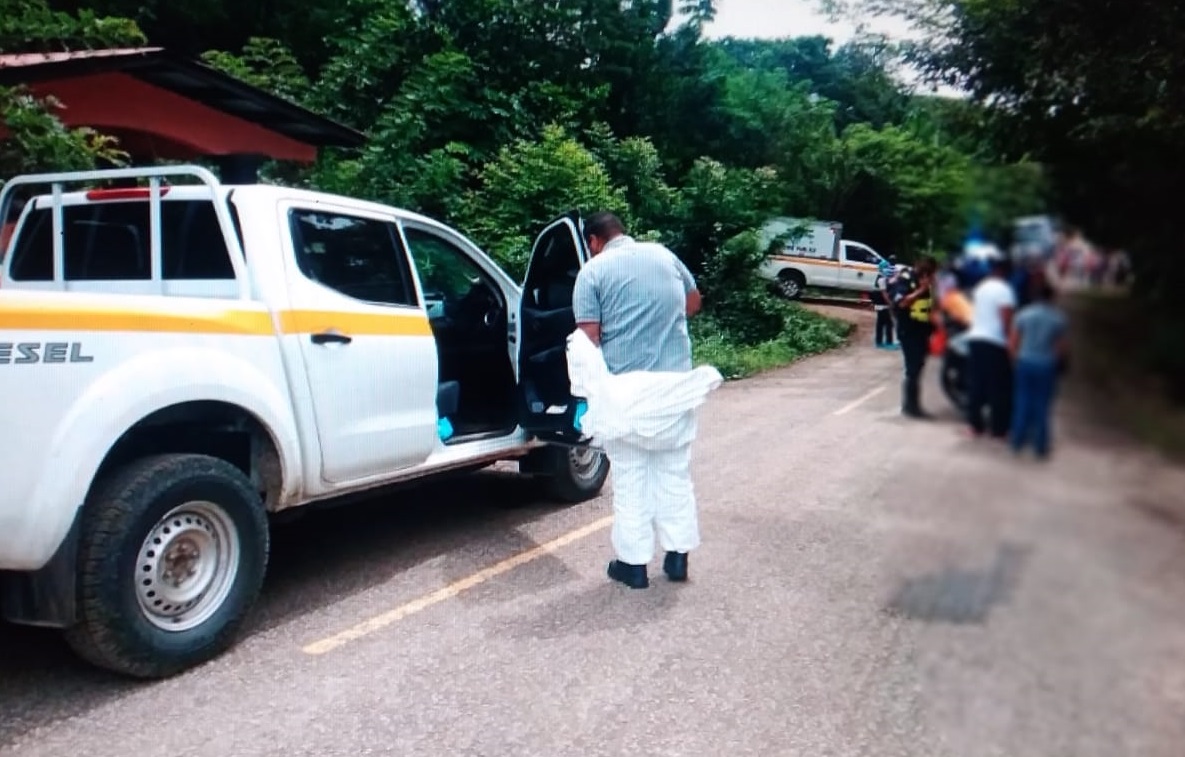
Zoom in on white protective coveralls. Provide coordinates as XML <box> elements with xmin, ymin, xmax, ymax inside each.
<box><xmin>565</xmin><ymin>328</ymin><xmax>724</xmax><ymax>564</ymax></box>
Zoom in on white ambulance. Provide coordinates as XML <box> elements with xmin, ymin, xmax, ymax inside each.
<box><xmin>758</xmin><ymin>217</ymin><xmax>889</xmax><ymax>299</ymax></box>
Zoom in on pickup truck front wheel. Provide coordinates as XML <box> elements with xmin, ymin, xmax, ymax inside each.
<box><xmin>64</xmin><ymin>454</ymin><xmax>269</xmax><ymax>679</ymax></box>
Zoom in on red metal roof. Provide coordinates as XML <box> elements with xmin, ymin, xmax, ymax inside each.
<box><xmin>0</xmin><ymin>48</ymin><xmax>364</xmax><ymax>151</ymax></box>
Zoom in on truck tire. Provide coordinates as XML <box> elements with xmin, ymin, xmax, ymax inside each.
<box><xmin>538</xmin><ymin>445</ymin><xmax>610</xmax><ymax>503</ymax></box>
<box><xmin>775</xmin><ymin>269</ymin><xmax>806</xmax><ymax>300</ymax></box>
<box><xmin>64</xmin><ymin>454</ymin><xmax>269</xmax><ymax>679</ymax></box>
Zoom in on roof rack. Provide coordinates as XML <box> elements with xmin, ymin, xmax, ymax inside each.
<box><xmin>0</xmin><ymin>165</ymin><xmax>250</xmax><ymax>299</ymax></box>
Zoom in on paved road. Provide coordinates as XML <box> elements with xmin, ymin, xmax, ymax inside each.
<box><xmin>4</xmin><ymin>311</ymin><xmax>1185</xmax><ymax>757</ymax></box>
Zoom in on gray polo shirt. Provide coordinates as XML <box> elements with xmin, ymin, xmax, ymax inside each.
<box><xmin>572</xmin><ymin>235</ymin><xmax>696</xmax><ymax>374</ymax></box>
<box><xmin>1013</xmin><ymin>302</ymin><xmax>1068</xmax><ymax>366</ymax></box>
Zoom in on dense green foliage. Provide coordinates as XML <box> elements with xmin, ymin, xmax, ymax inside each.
<box><xmin>2</xmin><ymin>0</ymin><xmax>1048</xmax><ymax>374</ymax></box>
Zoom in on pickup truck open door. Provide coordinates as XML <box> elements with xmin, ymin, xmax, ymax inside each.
<box><xmin>516</xmin><ymin>211</ymin><xmax>591</xmax><ymax>446</ymax></box>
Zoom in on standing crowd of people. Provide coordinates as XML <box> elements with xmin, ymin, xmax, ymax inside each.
<box><xmin>876</xmin><ymin>249</ymin><xmax>1070</xmax><ymax>459</ymax></box>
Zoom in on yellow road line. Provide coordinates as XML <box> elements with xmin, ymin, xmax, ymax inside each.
<box><xmin>832</xmin><ymin>385</ymin><xmax>887</xmax><ymax>416</ymax></box>
<box><xmin>302</xmin><ymin>515</ymin><xmax>615</xmax><ymax>656</ymax></box>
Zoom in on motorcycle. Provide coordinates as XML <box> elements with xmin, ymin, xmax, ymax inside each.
<box><xmin>939</xmin><ymin>319</ymin><xmax>970</xmax><ymax>413</ymax></box>
<box><xmin>932</xmin><ymin>272</ymin><xmax>975</xmax><ymax>414</ymax></box>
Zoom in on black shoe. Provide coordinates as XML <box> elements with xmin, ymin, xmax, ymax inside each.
<box><xmin>607</xmin><ymin>560</ymin><xmax>649</xmax><ymax>589</ymax></box>
<box><xmin>901</xmin><ymin>378</ymin><xmax>932</xmax><ymax>419</ymax></box>
<box><xmin>663</xmin><ymin>551</ymin><xmax>688</xmax><ymax>582</ymax></box>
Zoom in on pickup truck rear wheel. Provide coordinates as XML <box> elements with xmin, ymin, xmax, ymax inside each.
<box><xmin>542</xmin><ymin>445</ymin><xmax>610</xmax><ymax>503</ymax></box>
<box><xmin>64</xmin><ymin>454</ymin><xmax>269</xmax><ymax>679</ymax></box>
<box><xmin>776</xmin><ymin>269</ymin><xmax>806</xmax><ymax>300</ymax></box>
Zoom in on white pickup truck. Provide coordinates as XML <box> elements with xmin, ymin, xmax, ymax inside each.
<box><xmin>757</xmin><ymin>217</ymin><xmax>889</xmax><ymax>299</ymax></box>
<box><xmin>0</xmin><ymin>165</ymin><xmax>609</xmax><ymax>678</ymax></box>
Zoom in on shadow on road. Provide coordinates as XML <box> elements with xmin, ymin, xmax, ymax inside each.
<box><xmin>0</xmin><ymin>467</ymin><xmax>570</xmax><ymax>746</ymax></box>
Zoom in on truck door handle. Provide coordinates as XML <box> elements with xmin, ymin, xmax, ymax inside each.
<box><xmin>310</xmin><ymin>331</ymin><xmax>352</xmax><ymax>345</ymax></box>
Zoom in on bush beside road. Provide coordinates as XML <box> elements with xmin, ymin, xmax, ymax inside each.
<box><xmin>692</xmin><ymin>303</ymin><xmax>855</xmax><ymax>380</ymax></box>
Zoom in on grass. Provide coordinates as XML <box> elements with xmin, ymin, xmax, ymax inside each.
<box><xmin>691</xmin><ymin>304</ymin><xmax>855</xmax><ymax>380</ymax></box>
<box><xmin>1063</xmin><ymin>290</ymin><xmax>1185</xmax><ymax>462</ymax></box>
<box><xmin>803</xmin><ymin>285</ymin><xmax>864</xmax><ymax>302</ymax></box>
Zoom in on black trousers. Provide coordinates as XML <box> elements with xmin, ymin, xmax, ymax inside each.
<box><xmin>967</xmin><ymin>340</ymin><xmax>1013</xmax><ymax>436</ymax></box>
<box><xmin>875</xmin><ymin>309</ymin><xmax>895</xmax><ymax>345</ymax></box>
<box><xmin>897</xmin><ymin>323</ymin><xmax>930</xmax><ymax>412</ymax></box>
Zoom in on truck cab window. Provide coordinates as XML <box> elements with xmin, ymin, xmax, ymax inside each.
<box><xmin>845</xmin><ymin>246</ymin><xmax>878</xmax><ymax>265</ymax></box>
<box><xmin>7</xmin><ymin>200</ymin><xmax>236</xmax><ymax>282</ymax></box>
<box><xmin>402</xmin><ymin>227</ymin><xmax>496</xmax><ymax>308</ymax></box>
<box><xmin>289</xmin><ymin>210</ymin><xmax>417</xmax><ymax>307</ymax></box>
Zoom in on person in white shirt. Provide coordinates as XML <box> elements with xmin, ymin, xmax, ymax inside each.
<box><xmin>965</xmin><ymin>255</ymin><xmax>1017</xmax><ymax>438</ymax></box>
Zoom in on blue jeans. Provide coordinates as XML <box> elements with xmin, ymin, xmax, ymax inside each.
<box><xmin>1010</xmin><ymin>358</ymin><xmax>1059</xmax><ymax>455</ymax></box>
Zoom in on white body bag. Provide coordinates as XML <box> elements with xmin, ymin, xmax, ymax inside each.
<box><xmin>564</xmin><ymin>328</ymin><xmax>724</xmax><ymax>451</ymax></box>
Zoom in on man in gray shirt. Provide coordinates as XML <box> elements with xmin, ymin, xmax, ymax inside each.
<box><xmin>572</xmin><ymin>212</ymin><xmax>704</xmax><ymax>589</ymax></box>
<box><xmin>1007</xmin><ymin>281</ymin><xmax>1069</xmax><ymax>458</ymax></box>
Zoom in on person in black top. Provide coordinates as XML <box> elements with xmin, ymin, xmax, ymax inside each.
<box><xmin>871</xmin><ymin>259</ymin><xmax>897</xmax><ymax>349</ymax></box>
<box><xmin>888</xmin><ymin>256</ymin><xmax>938</xmax><ymax>418</ymax></box>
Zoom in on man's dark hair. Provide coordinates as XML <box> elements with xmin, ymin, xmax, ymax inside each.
<box><xmin>915</xmin><ymin>255</ymin><xmax>938</xmax><ymax>276</ymax></box>
<box><xmin>1035</xmin><ymin>281</ymin><xmax>1056</xmax><ymax>302</ymax></box>
<box><xmin>584</xmin><ymin>211</ymin><xmax>626</xmax><ymax>242</ymax></box>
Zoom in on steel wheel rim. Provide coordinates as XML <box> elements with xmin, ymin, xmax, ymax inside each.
<box><xmin>778</xmin><ymin>276</ymin><xmax>801</xmax><ymax>298</ymax></box>
<box><xmin>568</xmin><ymin>447</ymin><xmax>604</xmax><ymax>483</ymax></box>
<box><xmin>134</xmin><ymin>501</ymin><xmax>241</xmax><ymax>633</ymax></box>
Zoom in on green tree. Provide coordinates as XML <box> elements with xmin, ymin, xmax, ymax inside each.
<box><xmin>830</xmin><ymin>121</ymin><xmax>972</xmax><ymax>258</ymax></box>
<box><xmin>584</xmin><ymin>122</ymin><xmax>682</xmax><ymax>237</ymax></box>
<box><xmin>715</xmin><ymin>35</ymin><xmax>910</xmax><ymax>129</ymax></box>
<box><xmin>200</xmin><ymin>38</ymin><xmax>310</xmax><ymax>107</ymax></box>
<box><xmin>455</xmin><ymin>124</ymin><xmax>629</xmax><ymax>278</ymax></box>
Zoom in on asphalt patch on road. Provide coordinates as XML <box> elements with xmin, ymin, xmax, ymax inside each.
<box><xmin>884</xmin><ymin>543</ymin><xmax>1031</xmax><ymax>625</ymax></box>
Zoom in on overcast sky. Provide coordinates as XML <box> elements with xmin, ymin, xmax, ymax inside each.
<box><xmin>701</xmin><ymin>0</ymin><xmax>916</xmax><ymax>43</ymax></box>
<box><xmin>696</xmin><ymin>0</ymin><xmax>960</xmax><ymax>96</ymax></box>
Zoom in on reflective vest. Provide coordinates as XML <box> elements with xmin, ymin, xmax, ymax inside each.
<box><xmin>890</xmin><ymin>270</ymin><xmax>933</xmax><ymax>324</ymax></box>
<box><xmin>909</xmin><ymin>290</ymin><xmax>933</xmax><ymax>323</ymax></box>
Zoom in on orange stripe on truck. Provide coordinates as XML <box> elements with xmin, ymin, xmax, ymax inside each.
<box><xmin>771</xmin><ymin>254</ymin><xmax>840</xmax><ymax>266</ymax></box>
<box><xmin>276</xmin><ymin>309</ymin><xmax>432</xmax><ymax>337</ymax></box>
<box><xmin>771</xmin><ymin>254</ymin><xmax>878</xmax><ymax>271</ymax></box>
<box><xmin>0</xmin><ymin>302</ymin><xmax>432</xmax><ymax>337</ymax></box>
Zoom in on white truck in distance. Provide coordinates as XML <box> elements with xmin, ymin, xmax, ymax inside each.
<box><xmin>0</xmin><ymin>165</ymin><xmax>609</xmax><ymax>679</ymax></box>
<box><xmin>758</xmin><ymin>216</ymin><xmax>890</xmax><ymax>300</ymax></box>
